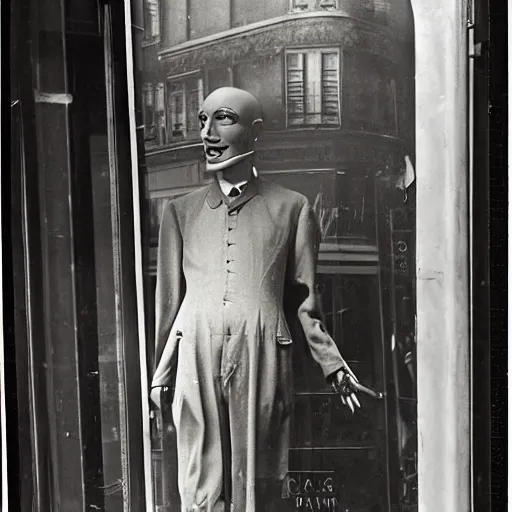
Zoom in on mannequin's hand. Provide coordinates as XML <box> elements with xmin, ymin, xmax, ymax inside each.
<box><xmin>150</xmin><ymin>386</ymin><xmax>165</xmax><ymax>410</ymax></box>
<box><xmin>332</xmin><ymin>370</ymin><xmax>361</xmax><ymax>414</ymax></box>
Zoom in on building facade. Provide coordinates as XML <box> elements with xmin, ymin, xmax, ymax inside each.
<box><xmin>138</xmin><ymin>1</ymin><xmax>417</xmax><ymax>511</ymax></box>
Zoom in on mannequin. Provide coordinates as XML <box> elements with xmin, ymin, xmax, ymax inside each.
<box><xmin>150</xmin><ymin>87</ymin><xmax>362</xmax><ymax>512</ymax></box>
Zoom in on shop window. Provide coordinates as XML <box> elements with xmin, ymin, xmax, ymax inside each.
<box><xmin>286</xmin><ymin>49</ymin><xmax>341</xmax><ymax>127</ymax></box>
<box><xmin>143</xmin><ymin>82</ymin><xmax>165</xmax><ymax>146</ymax></box>
<box><xmin>167</xmin><ymin>76</ymin><xmax>204</xmax><ymax>142</ymax></box>
<box><xmin>143</xmin><ymin>0</ymin><xmax>160</xmax><ymax>44</ymax></box>
<box><xmin>291</xmin><ymin>0</ymin><xmax>338</xmax><ymax>11</ymax></box>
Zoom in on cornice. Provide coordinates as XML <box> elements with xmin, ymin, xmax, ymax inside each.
<box><xmin>158</xmin><ymin>13</ymin><xmax>408</xmax><ymax>75</ymax></box>
<box><xmin>159</xmin><ymin>12</ymin><xmax>401</xmax><ymax>59</ymax></box>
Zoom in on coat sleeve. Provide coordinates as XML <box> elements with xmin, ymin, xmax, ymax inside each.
<box><xmin>287</xmin><ymin>199</ymin><xmax>350</xmax><ymax>380</ymax></box>
<box><xmin>151</xmin><ymin>200</ymin><xmax>186</xmax><ymax>388</ymax></box>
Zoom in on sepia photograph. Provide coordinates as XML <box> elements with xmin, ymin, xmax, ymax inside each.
<box><xmin>5</xmin><ymin>0</ymin><xmax>490</xmax><ymax>510</ymax></box>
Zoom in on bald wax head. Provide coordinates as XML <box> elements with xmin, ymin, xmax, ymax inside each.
<box><xmin>199</xmin><ymin>87</ymin><xmax>263</xmax><ymax>172</ymax></box>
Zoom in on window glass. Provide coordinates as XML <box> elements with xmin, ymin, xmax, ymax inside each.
<box><xmin>322</xmin><ymin>53</ymin><xmax>340</xmax><ymax>124</ymax></box>
<box><xmin>292</xmin><ymin>0</ymin><xmax>310</xmax><ymax>10</ymax></box>
<box><xmin>291</xmin><ymin>0</ymin><xmax>338</xmax><ymax>10</ymax></box>
<box><xmin>168</xmin><ymin>81</ymin><xmax>185</xmax><ymax>137</ymax></box>
<box><xmin>143</xmin><ymin>0</ymin><xmax>160</xmax><ymax>41</ymax></box>
<box><xmin>131</xmin><ymin>2</ymin><xmax>417</xmax><ymax>510</ymax></box>
<box><xmin>286</xmin><ymin>53</ymin><xmax>305</xmax><ymax>125</ymax></box>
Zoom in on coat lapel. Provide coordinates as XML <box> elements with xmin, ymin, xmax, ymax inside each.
<box><xmin>205</xmin><ymin>178</ymin><xmax>223</xmax><ymax>209</ymax></box>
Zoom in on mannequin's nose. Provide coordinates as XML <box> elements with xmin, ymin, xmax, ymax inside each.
<box><xmin>201</xmin><ymin>118</ymin><xmax>220</xmax><ymax>142</ymax></box>
<box><xmin>203</xmin><ymin>133</ymin><xmax>221</xmax><ymax>143</ymax></box>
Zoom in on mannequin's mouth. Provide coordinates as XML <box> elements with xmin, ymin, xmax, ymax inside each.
<box><xmin>205</xmin><ymin>146</ymin><xmax>229</xmax><ymax>159</ymax></box>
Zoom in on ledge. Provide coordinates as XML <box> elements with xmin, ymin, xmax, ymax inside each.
<box><xmin>158</xmin><ymin>11</ymin><xmax>397</xmax><ymax>61</ymax></box>
<box><xmin>143</xmin><ymin>130</ymin><xmax>408</xmax><ymax>158</ymax></box>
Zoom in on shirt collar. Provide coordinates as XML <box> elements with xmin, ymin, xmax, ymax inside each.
<box><xmin>217</xmin><ymin>167</ymin><xmax>258</xmax><ymax>196</ymax></box>
<box><xmin>206</xmin><ymin>167</ymin><xmax>260</xmax><ymax>210</ymax></box>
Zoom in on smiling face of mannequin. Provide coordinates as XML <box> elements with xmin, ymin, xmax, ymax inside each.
<box><xmin>199</xmin><ymin>87</ymin><xmax>263</xmax><ymax>173</ymax></box>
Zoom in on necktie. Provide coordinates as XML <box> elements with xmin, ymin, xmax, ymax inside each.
<box><xmin>228</xmin><ymin>183</ymin><xmax>246</xmax><ymax>198</ymax></box>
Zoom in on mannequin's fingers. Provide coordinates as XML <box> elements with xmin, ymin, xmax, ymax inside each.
<box><xmin>349</xmin><ymin>370</ymin><xmax>359</xmax><ymax>382</ymax></box>
<box><xmin>351</xmin><ymin>394</ymin><xmax>361</xmax><ymax>408</ymax></box>
<box><xmin>344</xmin><ymin>365</ymin><xmax>359</xmax><ymax>383</ymax></box>
<box><xmin>341</xmin><ymin>395</ymin><xmax>347</xmax><ymax>406</ymax></box>
<box><xmin>346</xmin><ymin>396</ymin><xmax>355</xmax><ymax>414</ymax></box>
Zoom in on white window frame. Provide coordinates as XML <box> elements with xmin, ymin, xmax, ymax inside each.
<box><xmin>285</xmin><ymin>48</ymin><xmax>342</xmax><ymax>128</ymax></box>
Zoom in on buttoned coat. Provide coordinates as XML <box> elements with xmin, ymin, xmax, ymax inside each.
<box><xmin>151</xmin><ymin>176</ymin><xmax>349</xmax><ymax>511</ymax></box>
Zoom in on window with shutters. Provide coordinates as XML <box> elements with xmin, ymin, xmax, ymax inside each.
<box><xmin>286</xmin><ymin>49</ymin><xmax>341</xmax><ymax>127</ymax></box>
<box><xmin>143</xmin><ymin>0</ymin><xmax>160</xmax><ymax>44</ymax></box>
<box><xmin>167</xmin><ymin>76</ymin><xmax>204</xmax><ymax>142</ymax></box>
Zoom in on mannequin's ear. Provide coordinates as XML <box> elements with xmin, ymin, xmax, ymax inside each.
<box><xmin>251</xmin><ymin>118</ymin><xmax>263</xmax><ymax>140</ymax></box>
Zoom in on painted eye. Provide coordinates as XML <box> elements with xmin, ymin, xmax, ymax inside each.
<box><xmin>214</xmin><ymin>110</ymin><xmax>238</xmax><ymax>124</ymax></box>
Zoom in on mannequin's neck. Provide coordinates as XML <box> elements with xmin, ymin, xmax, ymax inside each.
<box><xmin>219</xmin><ymin>157</ymin><xmax>254</xmax><ymax>184</ymax></box>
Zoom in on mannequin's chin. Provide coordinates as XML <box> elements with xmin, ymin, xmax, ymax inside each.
<box><xmin>204</xmin><ymin>151</ymin><xmax>254</xmax><ymax>173</ymax></box>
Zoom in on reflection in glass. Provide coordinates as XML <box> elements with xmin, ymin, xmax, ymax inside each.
<box><xmin>134</xmin><ymin>0</ymin><xmax>416</xmax><ymax>509</ymax></box>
